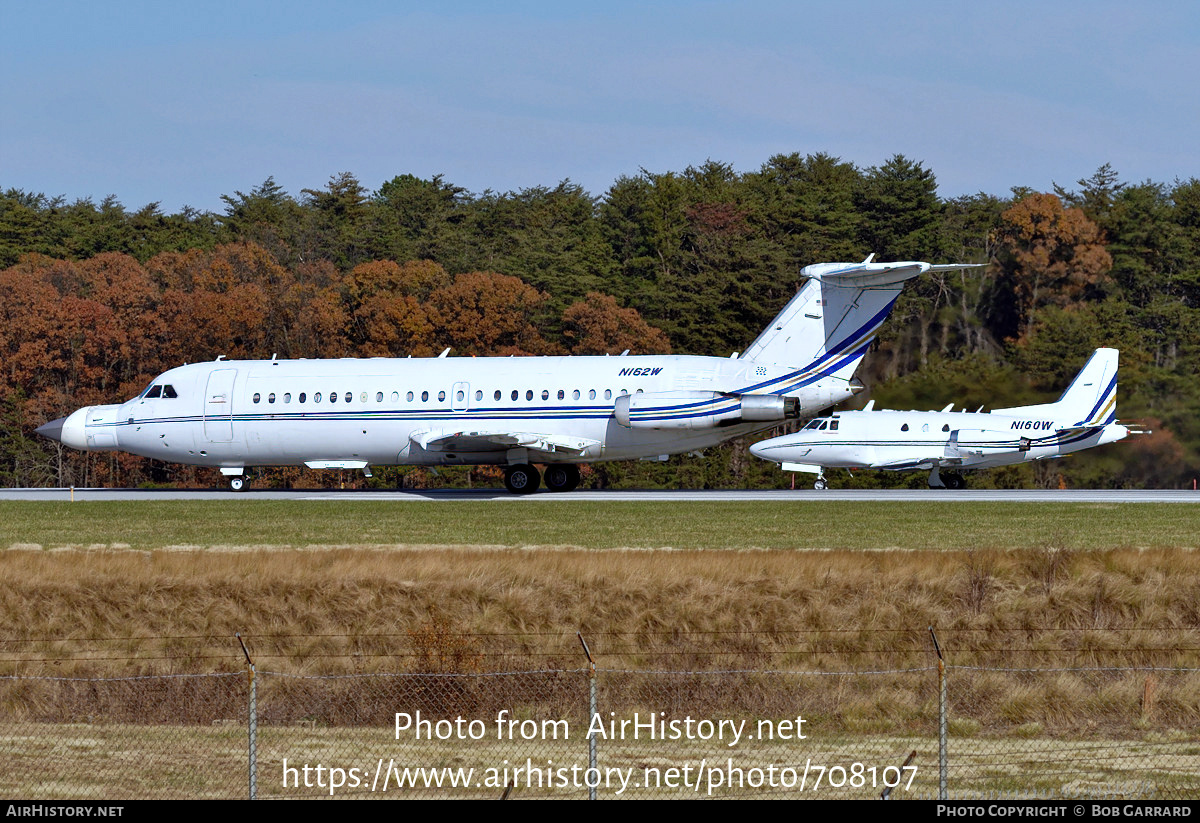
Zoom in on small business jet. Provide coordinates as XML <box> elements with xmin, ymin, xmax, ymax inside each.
<box><xmin>750</xmin><ymin>348</ymin><xmax>1133</xmax><ymax>489</ymax></box>
<box><xmin>37</xmin><ymin>257</ymin><xmax>980</xmax><ymax>493</ymax></box>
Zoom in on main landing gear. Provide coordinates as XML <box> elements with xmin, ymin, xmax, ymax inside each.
<box><xmin>229</xmin><ymin>476</ymin><xmax>247</xmax><ymax>492</ymax></box>
<box><xmin>543</xmin><ymin>464</ymin><xmax>581</xmax><ymax>493</ymax></box>
<box><xmin>928</xmin><ymin>467</ymin><xmax>967</xmax><ymax>490</ymax></box>
<box><xmin>503</xmin><ymin>463</ymin><xmax>581</xmax><ymax>494</ymax></box>
<box><xmin>503</xmin><ymin>464</ymin><xmax>541</xmax><ymax>494</ymax></box>
<box><xmin>812</xmin><ymin>469</ymin><xmax>828</xmax><ymax>490</ymax></box>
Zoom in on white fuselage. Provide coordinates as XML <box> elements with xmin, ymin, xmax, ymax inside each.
<box><xmin>56</xmin><ymin>353</ymin><xmax>857</xmax><ymax>471</ymax></box>
<box><xmin>750</xmin><ymin>410</ymin><xmax>1129</xmax><ymax>473</ymax></box>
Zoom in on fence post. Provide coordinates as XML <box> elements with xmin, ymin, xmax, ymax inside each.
<box><xmin>930</xmin><ymin>626</ymin><xmax>947</xmax><ymax>800</ymax></box>
<box><xmin>578</xmin><ymin>632</ymin><xmax>597</xmax><ymax>801</ymax></box>
<box><xmin>238</xmin><ymin>633</ymin><xmax>257</xmax><ymax>801</ymax></box>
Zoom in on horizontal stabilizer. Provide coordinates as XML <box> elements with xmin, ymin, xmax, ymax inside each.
<box><xmin>743</xmin><ymin>258</ymin><xmax>985</xmax><ymax>370</ymax></box>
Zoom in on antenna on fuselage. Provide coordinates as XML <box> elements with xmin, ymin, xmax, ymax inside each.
<box><xmin>437</xmin><ymin>348</ymin><xmax>451</xmax><ymax>358</ymax></box>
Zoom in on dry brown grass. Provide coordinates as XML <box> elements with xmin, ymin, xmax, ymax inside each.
<box><xmin>4</xmin><ymin>546</ymin><xmax>1200</xmax><ymax>676</ymax></box>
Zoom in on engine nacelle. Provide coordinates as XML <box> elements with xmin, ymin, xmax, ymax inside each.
<box><xmin>615</xmin><ymin>391</ymin><xmax>798</xmax><ymax>430</ymax></box>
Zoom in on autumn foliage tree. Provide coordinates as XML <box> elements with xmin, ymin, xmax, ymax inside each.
<box><xmin>561</xmin><ymin>292</ymin><xmax>672</xmax><ymax>355</ymax></box>
<box><xmin>990</xmin><ymin>193</ymin><xmax>1113</xmax><ymax>341</ymax></box>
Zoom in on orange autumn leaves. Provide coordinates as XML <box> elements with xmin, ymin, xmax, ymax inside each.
<box><xmin>0</xmin><ymin>243</ymin><xmax>671</xmax><ymax>424</ymax></box>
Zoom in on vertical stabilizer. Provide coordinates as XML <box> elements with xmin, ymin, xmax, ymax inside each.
<box><xmin>741</xmin><ymin>259</ymin><xmax>982</xmax><ymax>375</ymax></box>
<box><xmin>995</xmin><ymin>348</ymin><xmax>1119</xmax><ymax>425</ymax></box>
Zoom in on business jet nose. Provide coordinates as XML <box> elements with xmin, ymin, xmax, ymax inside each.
<box><xmin>36</xmin><ymin>407</ymin><xmax>91</xmax><ymax>450</ymax></box>
<box><xmin>748</xmin><ymin>440</ymin><xmax>771</xmax><ymax>461</ymax></box>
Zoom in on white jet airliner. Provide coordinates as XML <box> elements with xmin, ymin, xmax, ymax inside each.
<box><xmin>37</xmin><ymin>257</ymin><xmax>980</xmax><ymax>493</ymax></box>
<box><xmin>750</xmin><ymin>348</ymin><xmax>1134</xmax><ymax>489</ymax></box>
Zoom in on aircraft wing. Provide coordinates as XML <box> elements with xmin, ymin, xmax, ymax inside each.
<box><xmin>410</xmin><ymin>429</ymin><xmax>602</xmax><ymax>459</ymax></box>
<box><xmin>875</xmin><ymin>457</ymin><xmax>964</xmax><ymax>471</ymax></box>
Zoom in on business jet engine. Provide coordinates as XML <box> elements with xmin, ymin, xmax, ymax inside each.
<box><xmin>614</xmin><ymin>391</ymin><xmax>799</xmax><ymax>430</ymax></box>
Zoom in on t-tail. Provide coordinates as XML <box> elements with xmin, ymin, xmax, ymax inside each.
<box><xmin>994</xmin><ymin>348</ymin><xmax>1119</xmax><ymax>426</ymax></box>
<box><xmin>741</xmin><ymin>256</ymin><xmax>985</xmax><ymax>382</ymax></box>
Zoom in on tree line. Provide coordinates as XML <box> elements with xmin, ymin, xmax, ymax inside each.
<box><xmin>1</xmin><ymin>156</ymin><xmax>1196</xmax><ymax>489</ymax></box>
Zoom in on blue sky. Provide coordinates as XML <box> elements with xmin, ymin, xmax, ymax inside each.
<box><xmin>3</xmin><ymin>1</ymin><xmax>1197</xmax><ymax>213</ymax></box>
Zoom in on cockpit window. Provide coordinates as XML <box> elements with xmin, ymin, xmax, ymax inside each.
<box><xmin>145</xmin><ymin>385</ymin><xmax>162</xmax><ymax>399</ymax></box>
<box><xmin>162</xmin><ymin>385</ymin><xmax>177</xmax><ymax>399</ymax></box>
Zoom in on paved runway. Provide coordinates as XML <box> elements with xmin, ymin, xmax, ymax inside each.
<box><xmin>1</xmin><ymin>488</ymin><xmax>1196</xmax><ymax>502</ymax></box>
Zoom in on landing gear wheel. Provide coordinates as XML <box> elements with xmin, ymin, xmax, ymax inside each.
<box><xmin>945</xmin><ymin>473</ymin><xmax>966</xmax><ymax>490</ymax></box>
<box><xmin>504</xmin><ymin>464</ymin><xmax>541</xmax><ymax>495</ymax></box>
<box><xmin>543</xmin><ymin>464</ymin><xmax>580</xmax><ymax>493</ymax></box>
<box><xmin>229</xmin><ymin>476</ymin><xmax>247</xmax><ymax>492</ymax></box>
<box><xmin>813</xmin><ymin>478</ymin><xmax>827</xmax><ymax>490</ymax></box>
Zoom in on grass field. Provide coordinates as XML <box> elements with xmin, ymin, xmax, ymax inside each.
<box><xmin>1</xmin><ymin>500</ymin><xmax>1198</xmax><ymax>551</ymax></box>
<box><xmin>4</xmin><ymin>499</ymin><xmax>1200</xmax><ymax>800</ymax></box>
<box><xmin>2</xmin><ymin>720</ymin><xmax>1194</xmax><ymax>799</ymax></box>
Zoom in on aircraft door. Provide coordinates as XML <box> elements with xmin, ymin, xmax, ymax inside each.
<box><xmin>452</xmin><ymin>381</ymin><xmax>470</xmax><ymax>412</ymax></box>
<box><xmin>203</xmin><ymin>368</ymin><xmax>237</xmax><ymax>442</ymax></box>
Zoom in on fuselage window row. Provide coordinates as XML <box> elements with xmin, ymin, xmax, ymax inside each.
<box><xmin>246</xmin><ymin>386</ymin><xmax>636</xmax><ymax>407</ymax></box>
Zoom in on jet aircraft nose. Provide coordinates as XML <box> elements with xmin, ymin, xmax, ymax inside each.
<box><xmin>36</xmin><ymin>407</ymin><xmax>91</xmax><ymax>450</ymax></box>
<box><xmin>36</xmin><ymin>417</ymin><xmax>67</xmax><ymax>443</ymax></box>
<box><xmin>748</xmin><ymin>440</ymin><xmax>773</xmax><ymax>461</ymax></box>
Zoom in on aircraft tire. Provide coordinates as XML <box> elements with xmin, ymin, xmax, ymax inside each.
<box><xmin>544</xmin><ymin>464</ymin><xmax>580</xmax><ymax>493</ymax></box>
<box><xmin>504</xmin><ymin>464</ymin><xmax>541</xmax><ymax>495</ymax></box>
<box><xmin>813</xmin><ymin>478</ymin><xmax>827</xmax><ymax>490</ymax></box>
<box><xmin>229</xmin><ymin>476</ymin><xmax>247</xmax><ymax>492</ymax></box>
<box><xmin>945</xmin><ymin>473</ymin><xmax>966</xmax><ymax>490</ymax></box>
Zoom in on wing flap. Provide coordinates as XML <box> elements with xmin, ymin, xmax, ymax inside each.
<box><xmin>411</xmin><ymin>429</ymin><xmax>602</xmax><ymax>459</ymax></box>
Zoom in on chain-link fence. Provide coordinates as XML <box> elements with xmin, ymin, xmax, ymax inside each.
<box><xmin>3</xmin><ymin>660</ymin><xmax>1199</xmax><ymax>800</ymax></box>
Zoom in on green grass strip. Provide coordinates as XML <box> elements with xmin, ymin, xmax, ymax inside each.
<box><xmin>1</xmin><ymin>501</ymin><xmax>1197</xmax><ymax>551</ymax></box>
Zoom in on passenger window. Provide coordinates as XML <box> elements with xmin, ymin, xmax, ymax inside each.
<box><xmin>391</xmin><ymin>391</ymin><xmax>398</xmax><ymax>403</ymax></box>
<box><xmin>475</xmin><ymin>390</ymin><xmax>482</xmax><ymax>401</ymax></box>
<box><xmin>438</xmin><ymin>390</ymin><xmax>446</xmax><ymax>402</ymax></box>
<box><xmin>299</xmin><ymin>392</ymin><xmax>307</xmax><ymax>404</ymax></box>
<box><xmin>330</xmin><ymin>392</ymin><xmax>338</xmax><ymax>404</ymax></box>
<box><xmin>284</xmin><ymin>393</ymin><xmax>291</xmax><ymax>403</ymax></box>
<box><xmin>163</xmin><ymin>385</ymin><xmax>177</xmax><ymax>399</ymax></box>
<box><xmin>942</xmin><ymin>424</ymin><xmax>950</xmax><ymax>432</ymax></box>
<box><xmin>620</xmin><ymin>389</ymin><xmax>628</xmax><ymax>396</ymax></box>
<box><xmin>922</xmin><ymin>423</ymin><xmax>929</xmax><ymax>433</ymax></box>
<box><xmin>345</xmin><ymin>392</ymin><xmax>352</xmax><ymax>403</ymax></box>
<box><xmin>511</xmin><ymin>390</ymin><xmax>519</xmax><ymax>401</ymax></box>
<box><xmin>376</xmin><ymin>392</ymin><xmax>383</xmax><ymax>402</ymax></box>
<box><xmin>573</xmin><ymin>390</ymin><xmax>580</xmax><ymax>400</ymax></box>
<box><xmin>901</xmin><ymin>423</ymin><xmax>908</xmax><ymax>431</ymax></box>
<box><xmin>526</xmin><ymin>390</ymin><xmax>533</xmax><ymax>401</ymax></box>
<box><xmin>557</xmin><ymin>389</ymin><xmax>564</xmax><ymax>400</ymax></box>
<box><xmin>253</xmin><ymin>393</ymin><xmax>261</xmax><ymax>404</ymax></box>
<box><xmin>456</xmin><ymin>390</ymin><xmax>465</xmax><ymax>401</ymax></box>
<box><xmin>604</xmin><ymin>389</ymin><xmax>612</xmax><ymax>400</ymax></box>
<box><xmin>830</xmin><ymin>419</ymin><xmax>839</xmax><ymax>431</ymax></box>
<box><xmin>495</xmin><ymin>390</ymin><xmax>502</xmax><ymax>401</ymax></box>
<box><xmin>589</xmin><ymin>389</ymin><xmax>597</xmax><ymax>400</ymax></box>
<box><xmin>315</xmin><ymin>393</ymin><xmax>322</xmax><ymax>403</ymax></box>
<box><xmin>268</xmin><ymin>393</ymin><xmax>276</xmax><ymax>404</ymax></box>
<box><xmin>406</xmin><ymin>391</ymin><xmax>414</xmax><ymax>402</ymax></box>
<box><xmin>421</xmin><ymin>391</ymin><xmax>429</xmax><ymax>402</ymax></box>
<box><xmin>541</xmin><ymin>390</ymin><xmax>549</xmax><ymax>401</ymax></box>
<box><xmin>636</xmin><ymin>389</ymin><xmax>643</xmax><ymax>394</ymax></box>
